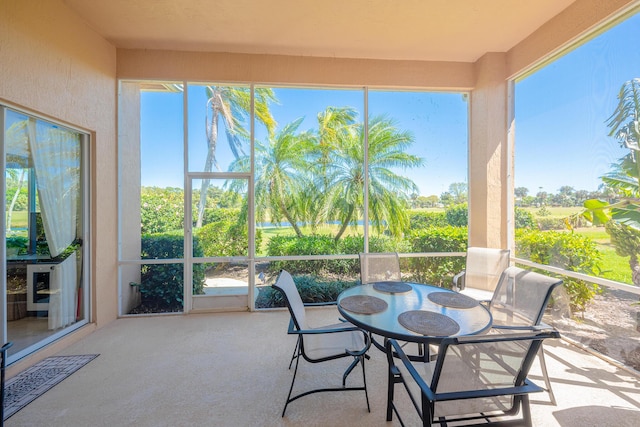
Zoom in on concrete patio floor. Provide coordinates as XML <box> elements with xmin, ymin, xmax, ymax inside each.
<box><xmin>4</xmin><ymin>308</ymin><xmax>640</xmax><ymax>426</ymax></box>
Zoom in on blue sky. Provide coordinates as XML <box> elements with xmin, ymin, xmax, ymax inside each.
<box><xmin>140</xmin><ymin>11</ymin><xmax>640</xmax><ymax>198</ymax></box>
<box><xmin>515</xmin><ymin>12</ymin><xmax>639</xmax><ymax>195</ymax></box>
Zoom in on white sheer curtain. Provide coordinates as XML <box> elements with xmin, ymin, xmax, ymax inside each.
<box><xmin>27</xmin><ymin>118</ymin><xmax>81</xmax><ymax>329</ymax></box>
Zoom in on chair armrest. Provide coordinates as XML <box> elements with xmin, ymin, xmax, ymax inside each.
<box><xmin>492</xmin><ymin>324</ymin><xmax>558</xmax><ymax>333</ymax></box>
<box><xmin>287</xmin><ymin>319</ymin><xmax>365</xmax><ymax>336</ymax></box>
<box><xmin>386</xmin><ymin>339</ymin><xmax>437</xmax><ymax>401</ymax></box>
<box><xmin>452</xmin><ymin>271</ymin><xmax>466</xmax><ymax>290</ymax></box>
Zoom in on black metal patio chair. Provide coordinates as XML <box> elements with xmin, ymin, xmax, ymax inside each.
<box><xmin>359</xmin><ymin>252</ymin><xmax>402</xmax><ymax>284</ymax></box>
<box><xmin>453</xmin><ymin>247</ymin><xmax>510</xmax><ymax>302</ymax></box>
<box><xmin>487</xmin><ymin>266</ymin><xmax>563</xmax><ymax>405</ymax></box>
<box><xmin>272</xmin><ymin>270</ymin><xmax>371</xmax><ymax>417</ymax></box>
<box><xmin>385</xmin><ymin>330</ymin><xmax>560</xmax><ymax>427</ymax></box>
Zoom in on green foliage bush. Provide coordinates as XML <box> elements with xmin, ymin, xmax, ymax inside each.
<box><xmin>266</xmin><ymin>234</ymin><xmax>399</xmax><ymax>276</ymax></box>
<box><xmin>515</xmin><ymin>229</ymin><xmax>602</xmax><ymax>313</ymax></box>
<box><xmin>408</xmin><ymin>210</ymin><xmax>448</xmax><ymax>229</ymax></box>
<box><xmin>140</xmin><ymin>187</ymin><xmax>184</xmax><ymax>234</ymax></box>
<box><xmin>255</xmin><ymin>274</ymin><xmax>358</xmax><ymax>308</ymax></box>
<box><xmin>135</xmin><ymin>232</ymin><xmax>206</xmax><ymax>311</ymax></box>
<box><xmin>5</xmin><ymin>235</ymin><xmax>57</xmax><ymax>257</ymax></box>
<box><xmin>535</xmin><ymin>217</ymin><xmax>566</xmax><ymax>230</ymax></box>
<box><xmin>196</xmin><ymin>208</ymin><xmax>262</xmax><ymax>257</ymax></box>
<box><xmin>407</xmin><ymin>226</ymin><xmax>468</xmax><ymax>287</ymax></box>
<box><xmin>445</xmin><ymin>204</ymin><xmax>468</xmax><ymax>227</ymax></box>
<box><xmin>5</xmin><ymin>236</ymin><xmax>28</xmax><ymax>255</ymax></box>
<box><xmin>514</xmin><ymin>207</ymin><xmax>535</xmax><ymax>229</ymax></box>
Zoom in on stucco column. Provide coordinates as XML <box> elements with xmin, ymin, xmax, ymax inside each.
<box><xmin>118</xmin><ymin>82</ymin><xmax>142</xmax><ymax>314</ymax></box>
<box><xmin>468</xmin><ymin>53</ymin><xmax>510</xmax><ymax>249</ymax></box>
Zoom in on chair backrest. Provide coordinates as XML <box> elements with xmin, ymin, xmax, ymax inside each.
<box><xmin>489</xmin><ymin>266</ymin><xmax>563</xmax><ymax>327</ymax></box>
<box><xmin>359</xmin><ymin>252</ymin><xmax>401</xmax><ymax>284</ymax></box>
<box><xmin>430</xmin><ymin>331</ymin><xmax>558</xmax><ymax>418</ymax></box>
<box><xmin>272</xmin><ymin>270</ymin><xmax>308</xmax><ymax>330</ymax></box>
<box><xmin>464</xmin><ymin>247</ymin><xmax>510</xmax><ymax>292</ymax></box>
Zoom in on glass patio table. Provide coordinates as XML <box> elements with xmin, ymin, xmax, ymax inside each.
<box><xmin>337</xmin><ymin>282</ymin><xmax>492</xmax><ymax>348</ymax></box>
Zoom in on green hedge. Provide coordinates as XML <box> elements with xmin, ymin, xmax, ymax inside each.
<box><xmin>515</xmin><ymin>207</ymin><xmax>536</xmax><ymax>229</ymax></box>
<box><xmin>445</xmin><ymin>204</ymin><xmax>468</xmax><ymax>227</ymax></box>
<box><xmin>256</xmin><ymin>275</ymin><xmax>358</xmax><ymax>308</ymax></box>
<box><xmin>135</xmin><ymin>232</ymin><xmax>206</xmax><ymax>311</ymax></box>
<box><xmin>408</xmin><ymin>210</ymin><xmax>448</xmax><ymax>229</ymax></box>
<box><xmin>266</xmin><ymin>234</ymin><xmax>400</xmax><ymax>276</ymax></box>
<box><xmin>406</xmin><ymin>226</ymin><xmax>468</xmax><ymax>287</ymax></box>
<box><xmin>515</xmin><ymin>229</ymin><xmax>601</xmax><ymax>313</ymax></box>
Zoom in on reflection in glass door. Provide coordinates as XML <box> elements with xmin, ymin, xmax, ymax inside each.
<box><xmin>3</xmin><ymin>107</ymin><xmax>89</xmax><ymax>362</ymax></box>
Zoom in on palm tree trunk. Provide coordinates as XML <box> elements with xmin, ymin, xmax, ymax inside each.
<box><xmin>197</xmin><ymin>115</ymin><xmax>219</xmax><ymax>228</ymax></box>
<box><xmin>334</xmin><ymin>205</ymin><xmax>355</xmax><ymax>241</ymax></box>
<box><xmin>6</xmin><ymin>169</ymin><xmax>26</xmax><ymax>231</ymax></box>
<box><xmin>630</xmin><ymin>253</ymin><xmax>640</xmax><ymax>287</ymax></box>
<box><xmin>277</xmin><ymin>198</ymin><xmax>304</xmax><ymax>238</ymax></box>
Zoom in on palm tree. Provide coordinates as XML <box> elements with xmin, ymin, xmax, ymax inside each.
<box><xmin>229</xmin><ymin>118</ymin><xmax>315</xmax><ymax>237</ymax></box>
<box><xmin>325</xmin><ymin>115</ymin><xmax>423</xmax><ymax>240</ymax></box>
<box><xmin>196</xmin><ymin>86</ymin><xmax>277</xmax><ymax>227</ymax></box>
<box><xmin>5</xmin><ymin>119</ymin><xmax>29</xmax><ymax>231</ymax></box>
<box><xmin>315</xmin><ymin>106</ymin><xmax>358</xmax><ymax>177</ymax></box>
<box><xmin>306</xmin><ymin>106</ymin><xmax>359</xmax><ymax>230</ymax></box>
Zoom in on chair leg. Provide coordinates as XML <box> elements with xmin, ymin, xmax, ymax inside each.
<box><xmin>288</xmin><ymin>336</ymin><xmax>301</xmax><ymax>369</ymax></box>
<box><xmin>520</xmin><ymin>394</ymin><xmax>533</xmax><ymax>427</ymax></box>
<box><xmin>342</xmin><ymin>356</ymin><xmax>360</xmax><ymax>386</ymax></box>
<box><xmin>360</xmin><ymin>355</ymin><xmax>371</xmax><ymax>412</ymax></box>
<box><xmin>282</xmin><ymin>347</ymin><xmax>302</xmax><ymax>417</ymax></box>
<box><xmin>538</xmin><ymin>344</ymin><xmax>556</xmax><ymax>405</ymax></box>
<box><xmin>386</xmin><ymin>365</ymin><xmax>396</xmax><ymax>421</ymax></box>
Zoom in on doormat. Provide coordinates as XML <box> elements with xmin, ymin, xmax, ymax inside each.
<box><xmin>3</xmin><ymin>354</ymin><xmax>99</xmax><ymax>420</ymax></box>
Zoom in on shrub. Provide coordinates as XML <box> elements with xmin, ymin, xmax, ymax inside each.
<box><xmin>408</xmin><ymin>210</ymin><xmax>448</xmax><ymax>230</ymax></box>
<box><xmin>445</xmin><ymin>204</ymin><xmax>468</xmax><ymax>227</ymax></box>
<box><xmin>536</xmin><ymin>217</ymin><xmax>566</xmax><ymax>231</ymax></box>
<box><xmin>265</xmin><ymin>234</ymin><xmax>400</xmax><ymax>276</ymax></box>
<box><xmin>407</xmin><ymin>226</ymin><xmax>468</xmax><ymax>287</ymax></box>
<box><xmin>255</xmin><ymin>275</ymin><xmax>358</xmax><ymax>308</ymax></box>
<box><xmin>6</xmin><ymin>236</ymin><xmax>28</xmax><ymax>255</ymax></box>
<box><xmin>196</xmin><ymin>208</ymin><xmax>262</xmax><ymax>257</ymax></box>
<box><xmin>140</xmin><ymin>187</ymin><xmax>184</xmax><ymax>234</ymax></box>
<box><xmin>514</xmin><ymin>207</ymin><xmax>535</xmax><ymax>229</ymax></box>
<box><xmin>515</xmin><ymin>229</ymin><xmax>602</xmax><ymax>313</ymax></box>
<box><xmin>134</xmin><ymin>232</ymin><xmax>206</xmax><ymax>311</ymax></box>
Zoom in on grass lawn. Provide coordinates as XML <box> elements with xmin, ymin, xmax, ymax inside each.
<box><xmin>6</xmin><ymin>210</ymin><xmax>28</xmax><ymax>230</ymax></box>
<box><xmin>566</xmin><ymin>227</ymin><xmax>633</xmax><ymax>285</ymax></box>
<box><xmin>521</xmin><ymin>206</ymin><xmax>582</xmax><ymax>218</ymax></box>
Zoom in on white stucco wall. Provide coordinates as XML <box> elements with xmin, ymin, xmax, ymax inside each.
<box><xmin>0</xmin><ymin>0</ymin><xmax>118</xmax><ymax>332</ymax></box>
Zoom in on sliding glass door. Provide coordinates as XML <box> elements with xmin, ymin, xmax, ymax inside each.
<box><xmin>2</xmin><ymin>106</ymin><xmax>90</xmax><ymax>361</ymax></box>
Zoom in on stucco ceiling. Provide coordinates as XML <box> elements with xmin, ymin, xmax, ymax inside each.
<box><xmin>62</xmin><ymin>0</ymin><xmax>577</xmax><ymax>62</ymax></box>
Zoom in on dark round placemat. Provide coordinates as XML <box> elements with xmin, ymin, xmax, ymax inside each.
<box><xmin>398</xmin><ymin>310</ymin><xmax>460</xmax><ymax>336</ymax></box>
<box><xmin>339</xmin><ymin>295</ymin><xmax>388</xmax><ymax>314</ymax></box>
<box><xmin>427</xmin><ymin>291</ymin><xmax>479</xmax><ymax>309</ymax></box>
<box><xmin>373</xmin><ymin>281</ymin><xmax>412</xmax><ymax>294</ymax></box>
